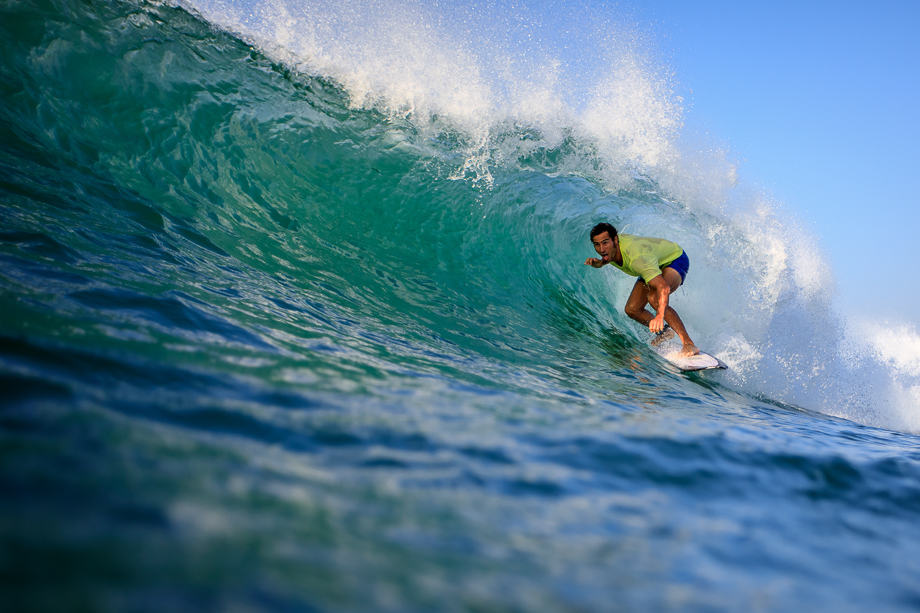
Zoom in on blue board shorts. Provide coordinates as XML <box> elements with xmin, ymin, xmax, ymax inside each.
<box><xmin>663</xmin><ymin>250</ymin><xmax>690</xmax><ymax>283</ymax></box>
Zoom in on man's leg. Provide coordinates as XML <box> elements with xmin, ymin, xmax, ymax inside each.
<box><xmin>648</xmin><ymin>267</ymin><xmax>698</xmax><ymax>356</ymax></box>
<box><xmin>624</xmin><ymin>278</ymin><xmax>654</xmax><ymax>326</ymax></box>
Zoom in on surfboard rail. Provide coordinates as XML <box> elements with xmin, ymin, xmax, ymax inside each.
<box><xmin>661</xmin><ymin>350</ymin><xmax>727</xmax><ymax>372</ymax></box>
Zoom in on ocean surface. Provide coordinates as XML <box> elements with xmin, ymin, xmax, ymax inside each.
<box><xmin>2</xmin><ymin>0</ymin><xmax>919</xmax><ymax>611</ymax></box>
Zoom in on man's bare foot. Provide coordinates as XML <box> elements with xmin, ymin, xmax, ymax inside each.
<box><xmin>679</xmin><ymin>343</ymin><xmax>699</xmax><ymax>357</ymax></box>
<box><xmin>651</xmin><ymin>326</ymin><xmax>675</xmax><ymax>347</ymax></box>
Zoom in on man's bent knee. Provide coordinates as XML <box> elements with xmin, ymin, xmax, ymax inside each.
<box><xmin>624</xmin><ymin>304</ymin><xmax>644</xmax><ymax>320</ymax></box>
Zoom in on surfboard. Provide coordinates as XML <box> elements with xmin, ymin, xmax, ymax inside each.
<box><xmin>661</xmin><ymin>350</ymin><xmax>727</xmax><ymax>372</ymax></box>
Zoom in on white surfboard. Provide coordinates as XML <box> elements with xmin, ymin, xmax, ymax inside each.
<box><xmin>661</xmin><ymin>350</ymin><xmax>727</xmax><ymax>372</ymax></box>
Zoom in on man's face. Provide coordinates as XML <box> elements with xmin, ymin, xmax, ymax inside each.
<box><xmin>592</xmin><ymin>231</ymin><xmax>615</xmax><ymax>262</ymax></box>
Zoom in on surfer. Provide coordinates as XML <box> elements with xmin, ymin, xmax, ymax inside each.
<box><xmin>585</xmin><ymin>223</ymin><xmax>699</xmax><ymax>357</ymax></box>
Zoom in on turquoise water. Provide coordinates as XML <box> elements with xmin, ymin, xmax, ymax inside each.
<box><xmin>2</xmin><ymin>0</ymin><xmax>919</xmax><ymax>610</ymax></box>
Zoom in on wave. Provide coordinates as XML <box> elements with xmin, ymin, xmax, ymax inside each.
<box><xmin>0</xmin><ymin>0</ymin><xmax>916</xmax><ymax>432</ymax></box>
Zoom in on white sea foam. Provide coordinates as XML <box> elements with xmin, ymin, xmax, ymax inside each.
<box><xmin>843</xmin><ymin>321</ymin><xmax>920</xmax><ymax>432</ymax></box>
<box><xmin>857</xmin><ymin>322</ymin><xmax>920</xmax><ymax>377</ymax></box>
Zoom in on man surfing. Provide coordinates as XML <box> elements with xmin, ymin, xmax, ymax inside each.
<box><xmin>585</xmin><ymin>222</ymin><xmax>699</xmax><ymax>357</ymax></box>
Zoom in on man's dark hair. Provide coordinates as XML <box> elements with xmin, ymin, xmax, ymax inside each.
<box><xmin>590</xmin><ymin>222</ymin><xmax>617</xmax><ymax>240</ymax></box>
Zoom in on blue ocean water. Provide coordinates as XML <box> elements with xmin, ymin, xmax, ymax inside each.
<box><xmin>1</xmin><ymin>0</ymin><xmax>919</xmax><ymax>610</ymax></box>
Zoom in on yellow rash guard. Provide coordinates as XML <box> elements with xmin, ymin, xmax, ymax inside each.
<box><xmin>610</xmin><ymin>234</ymin><xmax>683</xmax><ymax>283</ymax></box>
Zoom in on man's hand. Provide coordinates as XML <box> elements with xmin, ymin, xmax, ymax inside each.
<box><xmin>584</xmin><ymin>257</ymin><xmax>605</xmax><ymax>268</ymax></box>
<box><xmin>649</xmin><ymin>314</ymin><xmax>666</xmax><ymax>334</ymax></box>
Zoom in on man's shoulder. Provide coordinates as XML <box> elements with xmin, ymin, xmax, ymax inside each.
<box><xmin>620</xmin><ymin>234</ymin><xmax>658</xmax><ymax>253</ymax></box>
<box><xmin>624</xmin><ymin>235</ymin><xmax>678</xmax><ymax>251</ymax></box>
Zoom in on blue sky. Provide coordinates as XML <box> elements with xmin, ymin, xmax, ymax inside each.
<box><xmin>625</xmin><ymin>1</ymin><xmax>920</xmax><ymax>323</ymax></box>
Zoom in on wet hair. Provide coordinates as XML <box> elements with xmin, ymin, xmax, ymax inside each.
<box><xmin>590</xmin><ymin>222</ymin><xmax>617</xmax><ymax>241</ymax></box>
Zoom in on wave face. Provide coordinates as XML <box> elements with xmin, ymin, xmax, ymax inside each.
<box><xmin>2</xmin><ymin>0</ymin><xmax>919</xmax><ymax>610</ymax></box>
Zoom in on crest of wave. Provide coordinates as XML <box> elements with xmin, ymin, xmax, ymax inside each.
<box><xmin>181</xmin><ymin>0</ymin><xmax>693</xmax><ymax>190</ymax></box>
